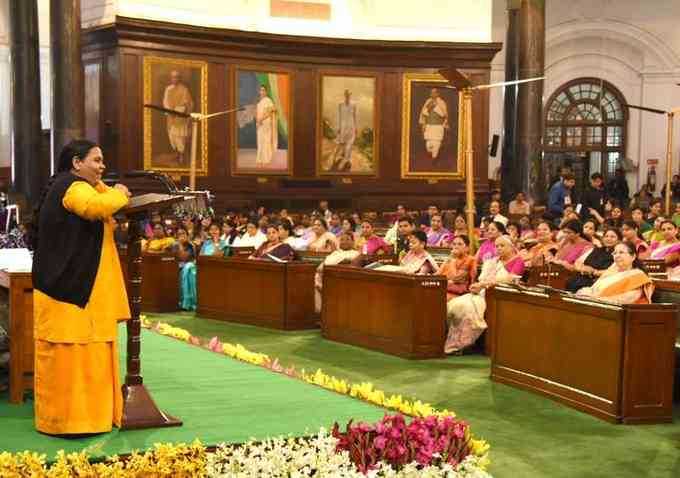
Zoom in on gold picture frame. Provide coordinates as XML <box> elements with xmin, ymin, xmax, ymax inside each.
<box><xmin>401</xmin><ymin>73</ymin><xmax>464</xmax><ymax>180</ymax></box>
<box><xmin>143</xmin><ymin>56</ymin><xmax>208</xmax><ymax>175</ymax></box>
<box><xmin>231</xmin><ymin>65</ymin><xmax>294</xmax><ymax>176</ymax></box>
<box><xmin>316</xmin><ymin>71</ymin><xmax>380</xmax><ymax>176</ymax></box>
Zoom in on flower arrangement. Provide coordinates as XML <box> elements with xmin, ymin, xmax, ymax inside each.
<box><xmin>207</xmin><ymin>425</ymin><xmax>492</xmax><ymax>478</ymax></box>
<box><xmin>332</xmin><ymin>414</ymin><xmax>488</xmax><ymax>474</ymax></box>
<box><xmin>0</xmin><ymin>440</ymin><xmax>206</xmax><ymax>477</ymax></box>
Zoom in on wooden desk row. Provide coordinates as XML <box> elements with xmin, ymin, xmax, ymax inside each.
<box><xmin>487</xmin><ymin>285</ymin><xmax>677</xmax><ymax>424</ymax></box>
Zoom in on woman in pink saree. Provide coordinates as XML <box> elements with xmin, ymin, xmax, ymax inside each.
<box><xmin>550</xmin><ymin>219</ymin><xmax>593</xmax><ymax>268</ymax></box>
<box><xmin>648</xmin><ymin>220</ymin><xmax>680</xmax><ymax>278</ymax></box>
<box><xmin>445</xmin><ymin>235</ymin><xmax>525</xmax><ymax>354</ymax></box>
<box><xmin>475</xmin><ymin>221</ymin><xmax>506</xmax><ymax>265</ymax></box>
<box><xmin>354</xmin><ymin>220</ymin><xmax>391</xmax><ymax>255</ymax></box>
<box><xmin>397</xmin><ymin>230</ymin><xmax>439</xmax><ymax>274</ymax></box>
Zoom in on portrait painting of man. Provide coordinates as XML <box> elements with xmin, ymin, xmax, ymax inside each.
<box><xmin>234</xmin><ymin>68</ymin><xmax>292</xmax><ymax>174</ymax></box>
<box><xmin>318</xmin><ymin>73</ymin><xmax>378</xmax><ymax>175</ymax></box>
<box><xmin>144</xmin><ymin>57</ymin><xmax>208</xmax><ymax>174</ymax></box>
<box><xmin>401</xmin><ymin>73</ymin><xmax>462</xmax><ymax>179</ymax></box>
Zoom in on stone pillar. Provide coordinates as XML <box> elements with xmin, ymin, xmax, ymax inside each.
<box><xmin>51</xmin><ymin>0</ymin><xmax>84</xmax><ymax>166</ymax></box>
<box><xmin>8</xmin><ymin>0</ymin><xmax>42</xmax><ymax>208</ymax></box>
<box><xmin>500</xmin><ymin>0</ymin><xmax>521</xmax><ymax>203</ymax></box>
<box><xmin>516</xmin><ymin>0</ymin><xmax>546</xmax><ymax>204</ymax></box>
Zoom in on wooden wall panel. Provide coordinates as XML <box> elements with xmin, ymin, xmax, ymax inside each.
<box><xmin>83</xmin><ymin>18</ymin><xmax>502</xmax><ymax>212</ymax></box>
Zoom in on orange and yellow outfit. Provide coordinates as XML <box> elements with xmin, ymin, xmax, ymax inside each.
<box><xmin>34</xmin><ymin>180</ymin><xmax>129</xmax><ymax>434</ymax></box>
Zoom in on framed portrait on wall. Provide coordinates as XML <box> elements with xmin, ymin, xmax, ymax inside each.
<box><xmin>317</xmin><ymin>72</ymin><xmax>379</xmax><ymax>176</ymax></box>
<box><xmin>143</xmin><ymin>56</ymin><xmax>208</xmax><ymax>175</ymax></box>
<box><xmin>233</xmin><ymin>67</ymin><xmax>293</xmax><ymax>175</ymax></box>
<box><xmin>401</xmin><ymin>73</ymin><xmax>463</xmax><ymax>180</ymax></box>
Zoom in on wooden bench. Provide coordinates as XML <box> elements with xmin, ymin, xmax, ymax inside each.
<box><xmin>1</xmin><ymin>271</ymin><xmax>33</xmax><ymax>404</ymax></box>
<box><xmin>196</xmin><ymin>256</ymin><xmax>317</xmax><ymax>330</ymax></box>
<box><xmin>322</xmin><ymin>265</ymin><xmax>446</xmax><ymax>359</ymax></box>
<box><xmin>486</xmin><ymin>285</ymin><xmax>677</xmax><ymax>424</ymax></box>
<box><xmin>119</xmin><ymin>250</ymin><xmax>180</xmax><ymax>312</ymax></box>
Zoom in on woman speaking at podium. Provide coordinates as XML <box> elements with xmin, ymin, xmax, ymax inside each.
<box><xmin>31</xmin><ymin>140</ymin><xmax>131</xmax><ymax>435</ymax></box>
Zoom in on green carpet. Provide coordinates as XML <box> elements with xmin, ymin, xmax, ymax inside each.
<box><xmin>0</xmin><ymin>325</ymin><xmax>385</xmax><ymax>459</ymax></box>
<box><xmin>149</xmin><ymin>312</ymin><xmax>680</xmax><ymax>478</ymax></box>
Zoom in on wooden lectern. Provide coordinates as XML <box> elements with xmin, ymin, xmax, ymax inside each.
<box><xmin>118</xmin><ymin>193</ymin><xmax>185</xmax><ymax>430</ymax></box>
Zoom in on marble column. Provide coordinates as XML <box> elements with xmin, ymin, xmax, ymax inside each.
<box><xmin>8</xmin><ymin>0</ymin><xmax>42</xmax><ymax>208</ymax></box>
<box><xmin>51</xmin><ymin>0</ymin><xmax>84</xmax><ymax>165</ymax></box>
<box><xmin>516</xmin><ymin>0</ymin><xmax>546</xmax><ymax>204</ymax></box>
<box><xmin>500</xmin><ymin>0</ymin><xmax>521</xmax><ymax>203</ymax></box>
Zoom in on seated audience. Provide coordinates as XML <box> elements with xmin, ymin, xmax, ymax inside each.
<box><xmin>355</xmin><ymin>220</ymin><xmax>391</xmax><ymax>255</ymax></box>
<box><xmin>350</xmin><ymin>212</ymin><xmax>363</xmax><ymax>233</ymax></box>
<box><xmin>582</xmin><ymin>219</ymin><xmax>602</xmax><ymax>247</ymax></box>
<box><xmin>279</xmin><ymin>208</ymin><xmax>294</xmax><ymax>226</ymax></box>
<box><xmin>394</xmin><ymin>216</ymin><xmax>416</xmax><ymax>260</ymax></box>
<box><xmin>487</xmin><ymin>200</ymin><xmax>508</xmax><ymax>226</ymax></box>
<box><xmin>395</xmin><ymin>230</ymin><xmax>438</xmax><ymax>274</ymax></box>
<box><xmin>621</xmin><ymin>220</ymin><xmax>649</xmax><ymax>257</ymax></box>
<box><xmin>314</xmin><ymin>232</ymin><xmax>359</xmax><ymax>313</ymax></box>
<box><xmin>250</xmin><ymin>224</ymin><xmax>297</xmax><ymax>261</ymax></box>
<box><xmin>508</xmin><ymin>192</ymin><xmax>531</xmax><ymax>216</ymax></box>
<box><xmin>549</xmin><ymin>220</ymin><xmax>593</xmax><ymax>267</ymax></box>
<box><xmin>340</xmin><ymin>217</ymin><xmax>358</xmax><ymax>241</ymax></box>
<box><xmin>646</xmin><ymin>199</ymin><xmax>663</xmax><ymax>224</ymax></box>
<box><xmin>629</xmin><ymin>183</ymin><xmax>653</xmax><ymax>210</ymax></box>
<box><xmin>200</xmin><ymin>222</ymin><xmax>230</xmax><ymax>257</ymax></box>
<box><xmin>328</xmin><ymin>213</ymin><xmax>342</xmax><ymax>236</ymax></box>
<box><xmin>438</xmin><ymin>235</ymin><xmax>477</xmax><ymax>301</ymax></box>
<box><xmin>143</xmin><ymin>223</ymin><xmax>176</xmax><ymax>253</ymax></box>
<box><xmin>257</xmin><ymin>215</ymin><xmax>269</xmax><ymax>234</ymax></box>
<box><xmin>221</xmin><ymin>220</ymin><xmax>239</xmax><ymax>247</ymax></box>
<box><xmin>278</xmin><ymin>221</ymin><xmax>308</xmax><ymax>250</ymax></box>
<box><xmin>566</xmin><ymin>228</ymin><xmax>621</xmax><ymax>292</ymax></box>
<box><xmin>445</xmin><ymin>235</ymin><xmax>524</xmax><ymax>354</ymax></box>
<box><xmin>518</xmin><ymin>215</ymin><xmax>536</xmax><ymax>240</ymax></box>
<box><xmin>451</xmin><ymin>214</ymin><xmax>480</xmax><ymax>252</ymax></box>
<box><xmin>604</xmin><ymin>205</ymin><xmax>624</xmax><ymax>229</ymax></box>
<box><xmin>384</xmin><ymin>204</ymin><xmax>407</xmax><ymax>244</ymax></box>
<box><xmin>425</xmin><ymin>213</ymin><xmax>453</xmax><ymax>247</ymax></box>
<box><xmin>294</xmin><ymin>214</ymin><xmax>314</xmax><ymax>241</ymax></box>
<box><xmin>631</xmin><ymin>207</ymin><xmax>652</xmax><ymax>234</ymax></box>
<box><xmin>648</xmin><ymin>220</ymin><xmax>680</xmax><ymax>278</ymax></box>
<box><xmin>505</xmin><ymin>222</ymin><xmax>522</xmax><ymax>248</ymax></box>
<box><xmin>643</xmin><ymin>216</ymin><xmax>666</xmax><ymax>243</ymax></box>
<box><xmin>476</xmin><ymin>221</ymin><xmax>506</xmax><ymax>264</ymax></box>
<box><xmin>306</xmin><ymin>217</ymin><xmax>338</xmax><ymax>252</ymax></box>
<box><xmin>175</xmin><ymin>226</ymin><xmax>196</xmax><ymax>311</ymax></box>
<box><xmin>520</xmin><ymin>220</ymin><xmax>557</xmax><ymax>266</ymax></box>
<box><xmin>234</xmin><ymin>219</ymin><xmax>267</xmax><ymax>249</ymax></box>
<box><xmin>577</xmin><ymin>242</ymin><xmax>654</xmax><ymax>304</ymax></box>
<box><xmin>672</xmin><ymin>202</ymin><xmax>680</xmax><ymax>227</ymax></box>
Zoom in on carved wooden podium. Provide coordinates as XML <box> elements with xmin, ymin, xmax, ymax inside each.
<box><xmin>119</xmin><ymin>193</ymin><xmax>185</xmax><ymax>430</ymax></box>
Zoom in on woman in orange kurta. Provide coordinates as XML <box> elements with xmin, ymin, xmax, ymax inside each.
<box><xmin>437</xmin><ymin>235</ymin><xmax>476</xmax><ymax>301</ymax></box>
<box><xmin>32</xmin><ymin>140</ymin><xmax>131</xmax><ymax>435</ymax></box>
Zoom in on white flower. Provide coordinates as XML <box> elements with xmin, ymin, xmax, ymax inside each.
<box><xmin>205</xmin><ymin>431</ymin><xmax>492</xmax><ymax>478</ymax></box>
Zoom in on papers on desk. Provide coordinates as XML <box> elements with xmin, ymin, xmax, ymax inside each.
<box><xmin>0</xmin><ymin>248</ymin><xmax>32</xmax><ymax>272</ymax></box>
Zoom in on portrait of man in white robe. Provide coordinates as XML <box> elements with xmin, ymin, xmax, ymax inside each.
<box><xmin>418</xmin><ymin>88</ymin><xmax>449</xmax><ymax>160</ymax></box>
<box><xmin>162</xmin><ymin>70</ymin><xmax>194</xmax><ymax>166</ymax></box>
